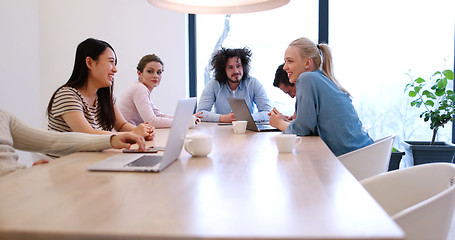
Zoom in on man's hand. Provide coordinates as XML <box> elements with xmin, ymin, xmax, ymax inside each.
<box><xmin>111</xmin><ymin>132</ymin><xmax>146</xmax><ymax>151</ymax></box>
<box><xmin>219</xmin><ymin>112</ymin><xmax>236</xmax><ymax>123</ymax></box>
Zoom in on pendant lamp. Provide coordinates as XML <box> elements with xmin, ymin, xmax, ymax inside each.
<box><xmin>147</xmin><ymin>0</ymin><xmax>290</xmax><ymax>14</ymax></box>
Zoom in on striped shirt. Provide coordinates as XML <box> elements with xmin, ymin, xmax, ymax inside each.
<box><xmin>48</xmin><ymin>87</ymin><xmax>105</xmax><ymax>132</ymax></box>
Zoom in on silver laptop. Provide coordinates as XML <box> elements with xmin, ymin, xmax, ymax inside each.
<box><xmin>87</xmin><ymin>98</ymin><xmax>197</xmax><ymax>172</ymax></box>
<box><xmin>227</xmin><ymin>98</ymin><xmax>280</xmax><ymax>132</ymax></box>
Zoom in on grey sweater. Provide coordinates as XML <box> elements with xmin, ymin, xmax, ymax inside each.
<box><xmin>0</xmin><ymin>109</ymin><xmax>112</xmax><ymax>176</ymax></box>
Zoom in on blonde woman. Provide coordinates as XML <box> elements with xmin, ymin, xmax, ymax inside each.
<box><xmin>269</xmin><ymin>37</ymin><xmax>373</xmax><ymax>156</ymax></box>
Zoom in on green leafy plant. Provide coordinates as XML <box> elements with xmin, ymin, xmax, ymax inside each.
<box><xmin>391</xmin><ymin>147</ymin><xmax>401</xmax><ymax>152</ymax></box>
<box><xmin>404</xmin><ymin>68</ymin><xmax>455</xmax><ymax>145</ymax></box>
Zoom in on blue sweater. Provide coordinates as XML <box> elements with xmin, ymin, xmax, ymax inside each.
<box><xmin>285</xmin><ymin>70</ymin><xmax>373</xmax><ymax>156</ymax></box>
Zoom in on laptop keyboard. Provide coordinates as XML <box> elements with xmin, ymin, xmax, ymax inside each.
<box><xmin>126</xmin><ymin>155</ymin><xmax>162</xmax><ymax>167</ymax></box>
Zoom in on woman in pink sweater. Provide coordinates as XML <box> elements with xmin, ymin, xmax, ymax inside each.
<box><xmin>119</xmin><ymin>54</ymin><xmax>175</xmax><ymax>128</ymax></box>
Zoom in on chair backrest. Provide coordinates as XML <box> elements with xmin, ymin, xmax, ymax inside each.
<box><xmin>337</xmin><ymin>135</ymin><xmax>396</xmax><ymax>181</ymax></box>
<box><xmin>361</xmin><ymin>163</ymin><xmax>455</xmax><ymax>240</ymax></box>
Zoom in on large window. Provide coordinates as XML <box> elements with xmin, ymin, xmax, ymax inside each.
<box><xmin>196</xmin><ymin>0</ymin><xmax>317</xmax><ymax>117</ymax></box>
<box><xmin>330</xmin><ymin>0</ymin><xmax>454</xmax><ymax>147</ymax></box>
<box><xmin>195</xmin><ymin>0</ymin><xmax>454</xmax><ymax>148</ymax></box>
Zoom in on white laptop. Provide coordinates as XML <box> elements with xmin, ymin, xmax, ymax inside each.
<box><xmin>227</xmin><ymin>98</ymin><xmax>280</xmax><ymax>132</ymax></box>
<box><xmin>87</xmin><ymin>98</ymin><xmax>197</xmax><ymax>172</ymax></box>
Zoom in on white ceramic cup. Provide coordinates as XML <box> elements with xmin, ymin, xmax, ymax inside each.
<box><xmin>275</xmin><ymin>134</ymin><xmax>301</xmax><ymax>153</ymax></box>
<box><xmin>232</xmin><ymin>120</ymin><xmax>248</xmax><ymax>134</ymax></box>
<box><xmin>184</xmin><ymin>134</ymin><xmax>212</xmax><ymax>157</ymax></box>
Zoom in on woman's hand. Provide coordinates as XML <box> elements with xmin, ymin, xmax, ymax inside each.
<box><xmin>287</xmin><ymin>112</ymin><xmax>296</xmax><ymax>121</ymax></box>
<box><xmin>269</xmin><ymin>108</ymin><xmax>290</xmax><ymax>132</ymax></box>
<box><xmin>110</xmin><ymin>132</ymin><xmax>146</xmax><ymax>151</ymax></box>
<box><xmin>268</xmin><ymin>108</ymin><xmax>288</xmax><ymax>121</ymax></box>
<box><xmin>132</xmin><ymin>123</ymin><xmax>155</xmax><ymax>141</ymax></box>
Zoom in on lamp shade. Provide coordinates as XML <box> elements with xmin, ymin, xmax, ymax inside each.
<box><xmin>147</xmin><ymin>0</ymin><xmax>290</xmax><ymax>14</ymax></box>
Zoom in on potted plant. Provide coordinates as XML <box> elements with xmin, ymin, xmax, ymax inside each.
<box><xmin>388</xmin><ymin>147</ymin><xmax>405</xmax><ymax>171</ymax></box>
<box><xmin>403</xmin><ymin>68</ymin><xmax>455</xmax><ymax>165</ymax></box>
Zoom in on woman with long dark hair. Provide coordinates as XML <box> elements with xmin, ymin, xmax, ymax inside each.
<box><xmin>47</xmin><ymin>38</ymin><xmax>153</xmax><ymax>140</ymax></box>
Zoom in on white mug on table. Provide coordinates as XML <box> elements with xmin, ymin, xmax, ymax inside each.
<box><xmin>184</xmin><ymin>134</ymin><xmax>212</xmax><ymax>157</ymax></box>
<box><xmin>232</xmin><ymin>120</ymin><xmax>248</xmax><ymax>134</ymax></box>
<box><xmin>275</xmin><ymin>134</ymin><xmax>301</xmax><ymax>153</ymax></box>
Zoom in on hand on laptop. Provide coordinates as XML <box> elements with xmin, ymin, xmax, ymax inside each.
<box><xmin>110</xmin><ymin>133</ymin><xmax>146</xmax><ymax>151</ymax></box>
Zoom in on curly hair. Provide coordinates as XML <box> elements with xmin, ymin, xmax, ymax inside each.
<box><xmin>210</xmin><ymin>47</ymin><xmax>252</xmax><ymax>84</ymax></box>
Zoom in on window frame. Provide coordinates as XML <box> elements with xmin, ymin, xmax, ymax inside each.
<box><xmin>188</xmin><ymin>0</ymin><xmax>455</xmax><ymax>143</ymax></box>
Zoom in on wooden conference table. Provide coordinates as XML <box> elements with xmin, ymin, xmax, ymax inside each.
<box><xmin>0</xmin><ymin>123</ymin><xmax>404</xmax><ymax>240</ymax></box>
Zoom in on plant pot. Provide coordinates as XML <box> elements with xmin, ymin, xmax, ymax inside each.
<box><xmin>388</xmin><ymin>151</ymin><xmax>405</xmax><ymax>171</ymax></box>
<box><xmin>403</xmin><ymin>141</ymin><xmax>455</xmax><ymax>166</ymax></box>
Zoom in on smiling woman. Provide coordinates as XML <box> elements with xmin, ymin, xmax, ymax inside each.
<box><xmin>46</xmin><ymin>38</ymin><xmax>154</xmax><ymax>141</ymax></box>
<box><xmin>269</xmin><ymin>37</ymin><xmax>374</xmax><ymax>157</ymax></box>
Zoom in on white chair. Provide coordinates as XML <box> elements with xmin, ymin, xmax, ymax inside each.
<box><xmin>337</xmin><ymin>135</ymin><xmax>396</xmax><ymax>181</ymax></box>
<box><xmin>360</xmin><ymin>163</ymin><xmax>455</xmax><ymax>240</ymax></box>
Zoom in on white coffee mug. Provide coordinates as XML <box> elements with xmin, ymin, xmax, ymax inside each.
<box><xmin>184</xmin><ymin>134</ymin><xmax>212</xmax><ymax>157</ymax></box>
<box><xmin>232</xmin><ymin>120</ymin><xmax>248</xmax><ymax>134</ymax></box>
<box><xmin>275</xmin><ymin>134</ymin><xmax>301</xmax><ymax>153</ymax></box>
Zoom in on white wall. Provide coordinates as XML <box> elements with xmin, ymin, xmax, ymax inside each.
<box><xmin>1</xmin><ymin>0</ymin><xmax>187</xmax><ymax>126</ymax></box>
<box><xmin>0</xmin><ymin>0</ymin><xmax>187</xmax><ymax>164</ymax></box>
<box><xmin>39</xmin><ymin>0</ymin><xmax>188</xmax><ymax>125</ymax></box>
<box><xmin>0</xmin><ymin>0</ymin><xmax>41</xmax><ymax>126</ymax></box>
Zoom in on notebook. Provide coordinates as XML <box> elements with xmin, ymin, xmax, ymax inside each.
<box><xmin>87</xmin><ymin>98</ymin><xmax>197</xmax><ymax>172</ymax></box>
<box><xmin>227</xmin><ymin>98</ymin><xmax>280</xmax><ymax>132</ymax></box>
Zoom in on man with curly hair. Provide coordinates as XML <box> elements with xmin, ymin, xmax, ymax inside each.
<box><xmin>197</xmin><ymin>47</ymin><xmax>272</xmax><ymax>123</ymax></box>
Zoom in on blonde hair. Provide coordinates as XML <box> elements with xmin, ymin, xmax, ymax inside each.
<box><xmin>289</xmin><ymin>37</ymin><xmax>351</xmax><ymax>97</ymax></box>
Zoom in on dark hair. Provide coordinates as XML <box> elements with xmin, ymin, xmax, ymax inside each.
<box><xmin>273</xmin><ymin>63</ymin><xmax>294</xmax><ymax>88</ymax></box>
<box><xmin>47</xmin><ymin>38</ymin><xmax>117</xmax><ymax>131</ymax></box>
<box><xmin>210</xmin><ymin>47</ymin><xmax>252</xmax><ymax>84</ymax></box>
<box><xmin>137</xmin><ymin>54</ymin><xmax>164</xmax><ymax>73</ymax></box>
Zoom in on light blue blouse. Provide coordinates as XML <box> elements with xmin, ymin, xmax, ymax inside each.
<box><xmin>196</xmin><ymin>77</ymin><xmax>272</xmax><ymax>122</ymax></box>
<box><xmin>285</xmin><ymin>70</ymin><xmax>373</xmax><ymax>156</ymax></box>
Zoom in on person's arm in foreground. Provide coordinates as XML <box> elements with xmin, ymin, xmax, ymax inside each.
<box><xmin>0</xmin><ymin>110</ymin><xmax>146</xmax><ymax>176</ymax></box>
<box><xmin>12</xmin><ymin>119</ymin><xmax>146</xmax><ymax>156</ymax></box>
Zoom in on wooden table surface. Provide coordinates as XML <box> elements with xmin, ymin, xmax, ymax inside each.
<box><xmin>0</xmin><ymin>123</ymin><xmax>404</xmax><ymax>240</ymax></box>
